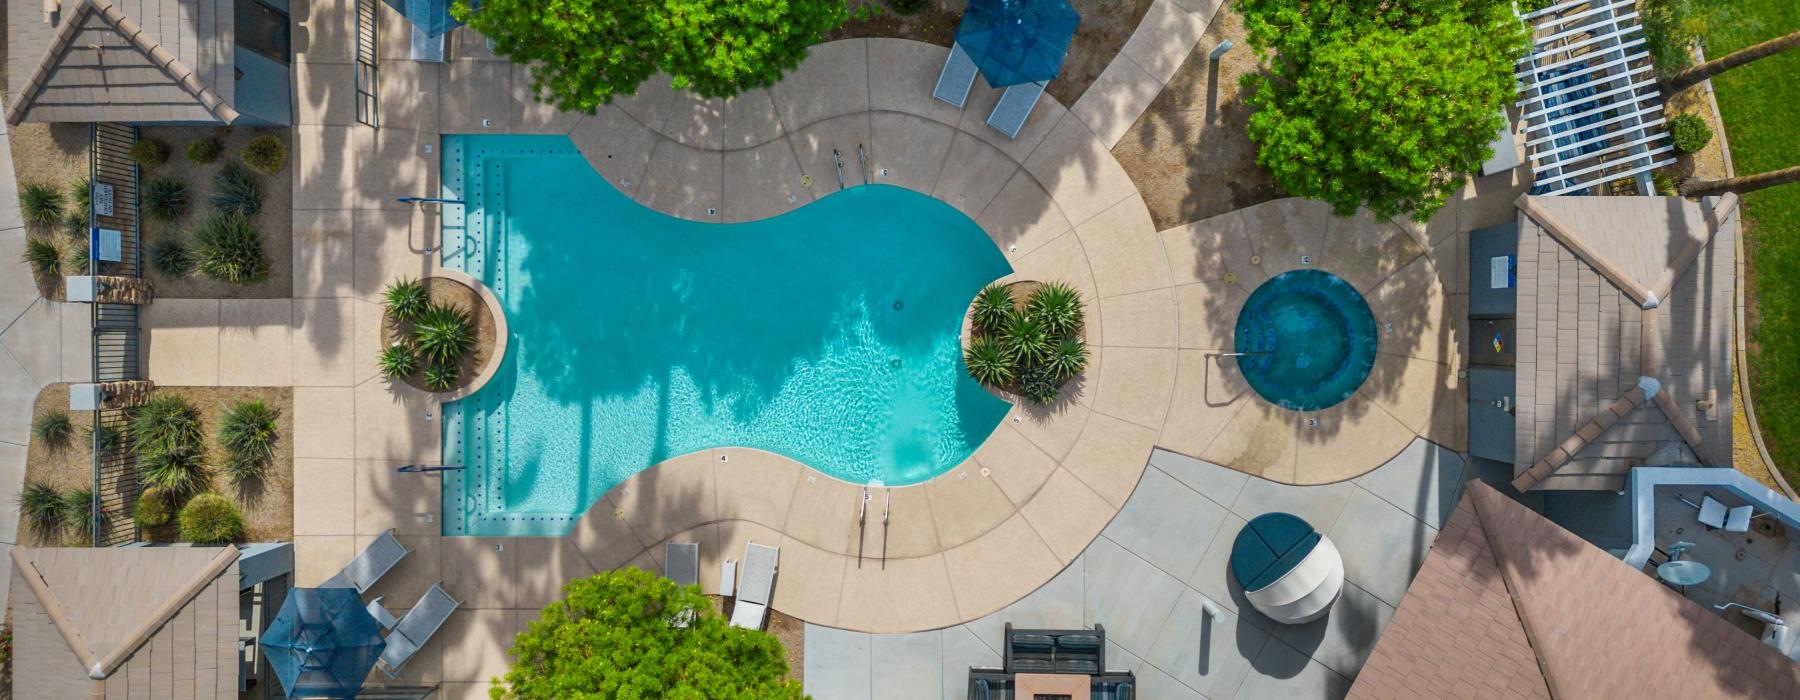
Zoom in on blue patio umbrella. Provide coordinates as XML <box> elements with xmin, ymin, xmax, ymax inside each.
<box><xmin>382</xmin><ymin>0</ymin><xmax>467</xmax><ymax>38</ymax></box>
<box><xmin>956</xmin><ymin>0</ymin><xmax>1082</xmax><ymax>88</ymax></box>
<box><xmin>259</xmin><ymin>588</ymin><xmax>387</xmax><ymax>699</ymax></box>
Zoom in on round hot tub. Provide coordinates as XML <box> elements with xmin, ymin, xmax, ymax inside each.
<box><xmin>1233</xmin><ymin>270</ymin><xmax>1378</xmax><ymax>411</ymax></box>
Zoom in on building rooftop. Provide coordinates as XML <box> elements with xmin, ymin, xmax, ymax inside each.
<box><xmin>1511</xmin><ymin>193</ymin><xmax>1739</xmax><ymax>491</ymax></box>
<box><xmin>4</xmin><ymin>0</ymin><xmax>240</xmax><ymax>125</ymax></box>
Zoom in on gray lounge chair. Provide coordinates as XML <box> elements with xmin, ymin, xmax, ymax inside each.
<box><xmin>367</xmin><ymin>597</ymin><xmax>399</xmax><ymax>630</ymax></box>
<box><xmin>987</xmin><ymin>80</ymin><xmax>1047</xmax><ymax>140</ymax></box>
<box><xmin>729</xmin><ymin>542</ymin><xmax>780</xmax><ymax>629</ymax></box>
<box><xmin>321</xmin><ymin>529</ymin><xmax>410</xmax><ymax>594</ymax></box>
<box><xmin>377</xmin><ymin>582</ymin><xmax>462</xmax><ymax>678</ymax></box>
<box><xmin>934</xmin><ymin>43</ymin><xmax>979</xmax><ymax>108</ymax></box>
<box><xmin>665</xmin><ymin>542</ymin><xmax>700</xmax><ymax>587</ymax></box>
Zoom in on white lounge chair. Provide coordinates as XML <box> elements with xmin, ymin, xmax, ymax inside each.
<box><xmin>987</xmin><ymin>80</ymin><xmax>1047</xmax><ymax>140</ymax></box>
<box><xmin>665</xmin><ymin>542</ymin><xmax>700</xmax><ymax>587</ymax></box>
<box><xmin>934</xmin><ymin>43</ymin><xmax>979</xmax><ymax>108</ymax></box>
<box><xmin>321</xmin><ymin>529</ymin><xmax>410</xmax><ymax>594</ymax></box>
<box><xmin>377</xmin><ymin>582</ymin><xmax>461</xmax><ymax>678</ymax></box>
<box><xmin>729</xmin><ymin>542</ymin><xmax>780</xmax><ymax>629</ymax></box>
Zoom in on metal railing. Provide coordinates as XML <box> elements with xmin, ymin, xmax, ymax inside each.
<box><xmin>89</xmin><ymin>122</ymin><xmax>143</xmax><ymax>547</ymax></box>
<box><xmin>355</xmin><ymin>0</ymin><xmax>381</xmax><ymax>128</ymax></box>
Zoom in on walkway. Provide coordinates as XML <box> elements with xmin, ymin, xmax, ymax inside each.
<box><xmin>804</xmin><ymin>440</ymin><xmax>1466</xmax><ymax>700</ymax></box>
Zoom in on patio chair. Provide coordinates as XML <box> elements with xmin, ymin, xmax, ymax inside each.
<box><xmin>367</xmin><ymin>597</ymin><xmax>399</xmax><ymax>630</ymax></box>
<box><xmin>933</xmin><ymin>43</ymin><xmax>979</xmax><ymax>108</ymax></box>
<box><xmin>1697</xmin><ymin>495</ymin><xmax>1755</xmax><ymax>532</ymax></box>
<box><xmin>665</xmin><ymin>542</ymin><xmax>699</xmax><ymax>587</ymax></box>
<box><xmin>321</xmin><ymin>529</ymin><xmax>410</xmax><ymax>594</ymax></box>
<box><xmin>377</xmin><ymin>582</ymin><xmax>462</xmax><ymax>678</ymax></box>
<box><xmin>987</xmin><ymin>80</ymin><xmax>1047</xmax><ymax>140</ymax></box>
<box><xmin>729</xmin><ymin>542</ymin><xmax>780</xmax><ymax>629</ymax></box>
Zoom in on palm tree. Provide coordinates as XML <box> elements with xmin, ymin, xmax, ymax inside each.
<box><xmin>1679</xmin><ymin>165</ymin><xmax>1800</xmax><ymax>197</ymax></box>
<box><xmin>1664</xmin><ymin>29</ymin><xmax>1800</xmax><ymax>94</ymax></box>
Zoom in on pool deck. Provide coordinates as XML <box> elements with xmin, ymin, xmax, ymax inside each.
<box><xmin>95</xmin><ymin>0</ymin><xmax>1488</xmax><ymax>693</ymax></box>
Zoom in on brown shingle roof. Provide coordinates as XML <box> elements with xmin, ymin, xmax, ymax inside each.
<box><xmin>8</xmin><ymin>546</ymin><xmax>241</xmax><ymax>699</ymax></box>
<box><xmin>1350</xmin><ymin>482</ymin><xmax>1800</xmax><ymax>699</ymax></box>
<box><xmin>4</xmin><ymin>0</ymin><xmax>239</xmax><ymax>125</ymax></box>
<box><xmin>1511</xmin><ymin>194</ymin><xmax>1738</xmax><ymax>491</ymax></box>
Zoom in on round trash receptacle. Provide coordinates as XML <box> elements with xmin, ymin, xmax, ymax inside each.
<box><xmin>1229</xmin><ymin>512</ymin><xmax>1345</xmax><ymax>624</ymax></box>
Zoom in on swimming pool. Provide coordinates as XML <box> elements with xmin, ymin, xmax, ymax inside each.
<box><xmin>438</xmin><ymin>135</ymin><xmax>1013</xmax><ymax>536</ymax></box>
<box><xmin>1233</xmin><ymin>270</ymin><xmax>1378</xmax><ymax>412</ymax></box>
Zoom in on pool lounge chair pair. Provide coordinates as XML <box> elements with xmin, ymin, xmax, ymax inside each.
<box><xmin>372</xmin><ymin>583</ymin><xmax>463</xmax><ymax>678</ymax></box>
<box><xmin>933</xmin><ymin>42</ymin><xmax>1047</xmax><ymax>140</ymax></box>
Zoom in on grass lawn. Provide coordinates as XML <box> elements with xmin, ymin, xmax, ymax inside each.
<box><xmin>1704</xmin><ymin>0</ymin><xmax>1800</xmax><ymax>484</ymax></box>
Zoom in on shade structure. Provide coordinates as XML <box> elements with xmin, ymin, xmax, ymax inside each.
<box><xmin>955</xmin><ymin>0</ymin><xmax>1082</xmax><ymax>88</ymax></box>
<box><xmin>260</xmin><ymin>588</ymin><xmax>387</xmax><ymax>699</ymax></box>
<box><xmin>382</xmin><ymin>0</ymin><xmax>466</xmax><ymax>38</ymax></box>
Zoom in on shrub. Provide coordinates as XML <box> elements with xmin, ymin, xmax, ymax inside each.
<box><xmin>219</xmin><ymin>400</ymin><xmax>278</xmax><ymax>483</ymax></box>
<box><xmin>970</xmin><ymin>282</ymin><xmax>1013</xmax><ymax>332</ymax></box>
<box><xmin>178</xmin><ymin>493</ymin><xmax>244</xmax><ymax>544</ymax></box>
<box><xmin>964</xmin><ymin>335</ymin><xmax>1015</xmax><ymax>387</ymax></box>
<box><xmin>187</xmin><ymin>137</ymin><xmax>224</xmax><ymax>164</ymax></box>
<box><xmin>1002</xmin><ymin>312</ymin><xmax>1052</xmax><ymax>366</ymax></box>
<box><xmin>1047</xmin><ymin>337</ymin><xmax>1089</xmax><ymax>380</ymax></box>
<box><xmin>129</xmin><ymin>139</ymin><xmax>170</xmax><ymax>168</ymax></box>
<box><xmin>33</xmin><ymin>410</ymin><xmax>74</xmax><ymax>448</ymax></box>
<box><xmin>383</xmin><ymin>277</ymin><xmax>430</xmax><ymax>322</ymax></box>
<box><xmin>60</xmin><ymin>487</ymin><xmax>93</xmax><ymax>536</ymax></box>
<box><xmin>192</xmin><ymin>211</ymin><xmax>269</xmax><ymax>283</ymax></box>
<box><xmin>140</xmin><ymin>449</ymin><xmax>208</xmax><ymax>493</ymax></box>
<box><xmin>413</xmin><ymin>303</ymin><xmax>475</xmax><ymax>363</ymax></box>
<box><xmin>22</xmin><ymin>236</ymin><xmax>63</xmax><ymax>277</ymax></box>
<box><xmin>133</xmin><ymin>487</ymin><xmax>174</xmax><ymax>528</ymax></box>
<box><xmin>211</xmin><ymin>164</ymin><xmax>263</xmax><ymax>216</ymax></box>
<box><xmin>20</xmin><ymin>182</ymin><xmax>64</xmax><ymax>226</ymax></box>
<box><xmin>20</xmin><ymin>482</ymin><xmax>64</xmax><ymax>537</ymax></box>
<box><xmin>1026</xmin><ymin>282</ymin><xmax>1084</xmax><ymax>337</ymax></box>
<box><xmin>424</xmin><ymin>360</ymin><xmax>461</xmax><ymax>391</ymax></box>
<box><xmin>1642</xmin><ymin>0</ymin><xmax>1710</xmax><ymax>79</ymax></box>
<box><xmin>60</xmin><ymin>209</ymin><xmax>89</xmax><ymax>238</ymax></box>
<box><xmin>241</xmin><ymin>134</ymin><xmax>288</xmax><ymax>175</ymax></box>
<box><xmin>63</xmin><ymin>236</ymin><xmax>90</xmax><ymax>275</ymax></box>
<box><xmin>142</xmin><ymin>177</ymin><xmax>189</xmax><ymax>222</ymax></box>
<box><xmin>81</xmin><ymin>422</ymin><xmax>120</xmax><ymax>453</ymax></box>
<box><xmin>70</xmin><ymin>177</ymin><xmax>91</xmax><ymax>213</ymax></box>
<box><xmin>130</xmin><ymin>394</ymin><xmax>206</xmax><ymax>488</ymax></box>
<box><xmin>1018</xmin><ymin>365</ymin><xmax>1060</xmax><ymax>405</ymax></box>
<box><xmin>1669</xmin><ymin>113</ymin><xmax>1712</xmax><ymax>154</ymax></box>
<box><xmin>379</xmin><ymin>342</ymin><xmax>421</xmax><ymax>379</ymax></box>
<box><xmin>888</xmin><ymin>0</ymin><xmax>928</xmax><ymax>15</ymax></box>
<box><xmin>150</xmin><ymin>238</ymin><xmax>196</xmax><ymax>277</ymax></box>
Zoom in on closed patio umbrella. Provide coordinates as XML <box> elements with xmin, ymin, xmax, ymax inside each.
<box><xmin>382</xmin><ymin>0</ymin><xmax>466</xmax><ymax>38</ymax></box>
<box><xmin>955</xmin><ymin>0</ymin><xmax>1083</xmax><ymax>88</ymax></box>
<box><xmin>259</xmin><ymin>588</ymin><xmax>388</xmax><ymax>699</ymax></box>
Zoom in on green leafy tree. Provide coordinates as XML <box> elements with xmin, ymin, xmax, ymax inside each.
<box><xmin>455</xmin><ymin>0</ymin><xmax>848</xmax><ymax>112</ymax></box>
<box><xmin>1237</xmin><ymin>0</ymin><xmax>1527</xmax><ymax>221</ymax></box>
<box><xmin>494</xmin><ymin>568</ymin><xmax>804</xmax><ymax>699</ymax></box>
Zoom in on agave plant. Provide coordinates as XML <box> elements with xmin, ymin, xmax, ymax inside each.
<box><xmin>33</xmin><ymin>410</ymin><xmax>74</xmax><ymax>449</ymax></box>
<box><xmin>212</xmin><ymin>163</ymin><xmax>262</xmax><ymax>216</ymax></box>
<box><xmin>22</xmin><ymin>236</ymin><xmax>63</xmax><ymax>276</ymax></box>
<box><xmin>1019</xmin><ymin>365</ymin><xmax>1061</xmax><ymax>405</ymax></box>
<box><xmin>219</xmin><ymin>400</ymin><xmax>278</xmax><ymax>483</ymax></box>
<box><xmin>970</xmin><ymin>282</ymin><xmax>1014</xmax><ymax>332</ymax></box>
<box><xmin>1002</xmin><ymin>312</ymin><xmax>1053</xmax><ymax>366</ymax></box>
<box><xmin>20</xmin><ymin>182</ymin><xmax>65</xmax><ymax>226</ymax></box>
<box><xmin>965</xmin><ymin>335</ymin><xmax>1016</xmax><ymax>387</ymax></box>
<box><xmin>1026</xmin><ymin>281</ymin><xmax>1085</xmax><ymax>338</ymax></box>
<box><xmin>379</xmin><ymin>342</ymin><xmax>421</xmax><ymax>379</ymax></box>
<box><xmin>1046</xmin><ymin>337</ymin><xmax>1089</xmax><ymax>380</ymax></box>
<box><xmin>192</xmin><ymin>211</ymin><xmax>268</xmax><ymax>284</ymax></box>
<box><xmin>383</xmin><ymin>277</ymin><xmax>430</xmax><ymax>323</ymax></box>
<box><xmin>150</xmin><ymin>238</ymin><xmax>196</xmax><ymax>277</ymax></box>
<box><xmin>60</xmin><ymin>487</ymin><xmax>94</xmax><ymax>535</ymax></box>
<box><xmin>20</xmin><ymin>482</ymin><xmax>64</xmax><ymax>537</ymax></box>
<box><xmin>414</xmin><ymin>303</ymin><xmax>475</xmax><ymax>363</ymax></box>
<box><xmin>142</xmin><ymin>177</ymin><xmax>189</xmax><ymax>222</ymax></box>
<box><xmin>423</xmin><ymin>360</ymin><xmax>461</xmax><ymax>391</ymax></box>
<box><xmin>63</xmin><ymin>236</ymin><xmax>91</xmax><ymax>274</ymax></box>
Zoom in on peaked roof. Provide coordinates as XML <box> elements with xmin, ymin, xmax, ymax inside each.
<box><xmin>4</xmin><ymin>0</ymin><xmax>239</xmax><ymax>125</ymax></box>
<box><xmin>8</xmin><ymin>546</ymin><xmax>241</xmax><ymax>699</ymax></box>
<box><xmin>1351</xmin><ymin>482</ymin><xmax>1800</xmax><ymax>699</ymax></box>
<box><xmin>1510</xmin><ymin>194</ymin><xmax>1738</xmax><ymax>491</ymax></box>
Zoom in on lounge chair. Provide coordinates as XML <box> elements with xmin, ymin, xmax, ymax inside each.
<box><xmin>377</xmin><ymin>582</ymin><xmax>462</xmax><ymax>678</ymax></box>
<box><xmin>665</xmin><ymin>542</ymin><xmax>699</xmax><ymax>587</ymax></box>
<box><xmin>933</xmin><ymin>43</ymin><xmax>979</xmax><ymax>108</ymax></box>
<box><xmin>321</xmin><ymin>529</ymin><xmax>410</xmax><ymax>594</ymax></box>
<box><xmin>367</xmin><ymin>597</ymin><xmax>399</xmax><ymax>630</ymax></box>
<box><xmin>729</xmin><ymin>542</ymin><xmax>779</xmax><ymax>629</ymax></box>
<box><xmin>987</xmin><ymin>80</ymin><xmax>1047</xmax><ymax>140</ymax></box>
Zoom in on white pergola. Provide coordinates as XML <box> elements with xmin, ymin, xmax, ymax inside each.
<box><xmin>1515</xmin><ymin>0</ymin><xmax>1674</xmax><ymax>196</ymax></box>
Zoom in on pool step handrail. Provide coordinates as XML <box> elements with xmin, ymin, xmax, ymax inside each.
<box><xmin>880</xmin><ymin>488</ymin><xmax>891</xmax><ymax>570</ymax></box>
<box><xmin>857</xmin><ymin>144</ymin><xmax>869</xmax><ymax>185</ymax></box>
<box><xmin>856</xmin><ymin>487</ymin><xmax>870</xmax><ymax>569</ymax></box>
<box><xmin>832</xmin><ymin>149</ymin><xmax>847</xmax><ymax>190</ymax></box>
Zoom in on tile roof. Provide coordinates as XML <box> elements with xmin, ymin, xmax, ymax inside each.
<box><xmin>1350</xmin><ymin>482</ymin><xmax>1800</xmax><ymax>699</ymax></box>
<box><xmin>4</xmin><ymin>0</ymin><xmax>239</xmax><ymax>125</ymax></box>
<box><xmin>1511</xmin><ymin>194</ymin><xmax>1737</xmax><ymax>491</ymax></box>
<box><xmin>8</xmin><ymin>546</ymin><xmax>241</xmax><ymax>699</ymax></box>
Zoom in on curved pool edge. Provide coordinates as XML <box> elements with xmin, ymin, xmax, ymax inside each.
<box><xmin>431</xmin><ymin>267</ymin><xmax>510</xmax><ymax>403</ymax></box>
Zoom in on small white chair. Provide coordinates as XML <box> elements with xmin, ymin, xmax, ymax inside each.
<box><xmin>1725</xmin><ymin>504</ymin><xmax>1754</xmax><ymax>532</ymax></box>
<box><xmin>1698</xmin><ymin>495</ymin><xmax>1728</xmax><ymax>529</ymax></box>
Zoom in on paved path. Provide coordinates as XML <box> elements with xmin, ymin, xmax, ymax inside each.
<box><xmin>804</xmin><ymin>439</ymin><xmax>1466</xmax><ymax>700</ymax></box>
<box><xmin>0</xmin><ymin>118</ymin><xmax>94</xmax><ymax>609</ymax></box>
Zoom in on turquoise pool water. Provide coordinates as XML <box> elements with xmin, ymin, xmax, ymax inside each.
<box><xmin>1233</xmin><ymin>270</ymin><xmax>1378</xmax><ymax>412</ymax></box>
<box><xmin>438</xmin><ymin>135</ymin><xmax>1013</xmax><ymax>536</ymax></box>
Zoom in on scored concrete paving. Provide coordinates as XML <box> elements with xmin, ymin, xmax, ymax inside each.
<box><xmin>805</xmin><ymin>438</ymin><xmax>1465</xmax><ymax>699</ymax></box>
